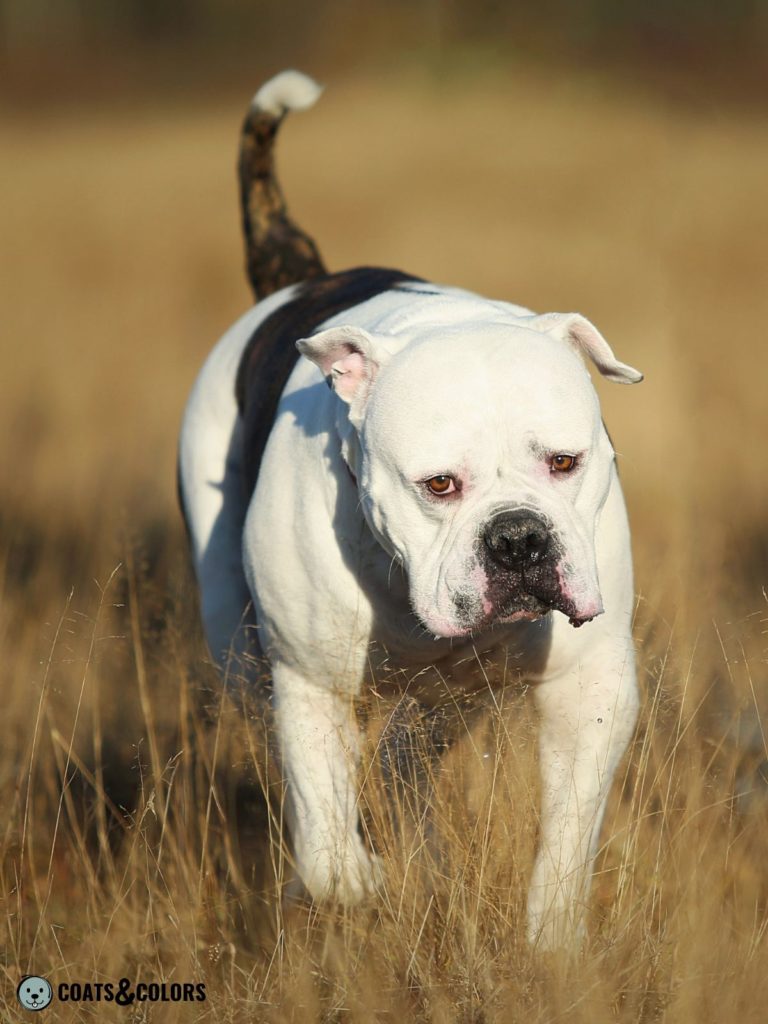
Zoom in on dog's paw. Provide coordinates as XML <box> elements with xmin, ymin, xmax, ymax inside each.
<box><xmin>298</xmin><ymin>833</ymin><xmax>383</xmax><ymax>906</ymax></box>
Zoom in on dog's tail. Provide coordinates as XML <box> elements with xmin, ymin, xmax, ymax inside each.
<box><xmin>238</xmin><ymin>70</ymin><xmax>326</xmax><ymax>301</ymax></box>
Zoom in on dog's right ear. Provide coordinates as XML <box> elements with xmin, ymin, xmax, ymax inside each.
<box><xmin>297</xmin><ymin>325</ymin><xmax>389</xmax><ymax>414</ymax></box>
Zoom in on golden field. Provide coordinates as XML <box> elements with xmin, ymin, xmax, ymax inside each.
<box><xmin>1</xmin><ymin>65</ymin><xmax>768</xmax><ymax>1021</ymax></box>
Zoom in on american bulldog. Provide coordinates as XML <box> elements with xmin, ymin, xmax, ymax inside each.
<box><xmin>178</xmin><ymin>70</ymin><xmax>642</xmax><ymax>948</ymax></box>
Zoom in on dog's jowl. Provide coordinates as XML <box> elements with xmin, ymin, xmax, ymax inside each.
<box><xmin>178</xmin><ymin>69</ymin><xmax>643</xmax><ymax>950</ymax></box>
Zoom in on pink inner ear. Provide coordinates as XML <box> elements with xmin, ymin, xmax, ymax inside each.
<box><xmin>331</xmin><ymin>347</ymin><xmax>369</xmax><ymax>402</ymax></box>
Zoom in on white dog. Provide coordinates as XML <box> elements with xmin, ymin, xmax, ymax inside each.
<box><xmin>179</xmin><ymin>70</ymin><xmax>642</xmax><ymax>949</ymax></box>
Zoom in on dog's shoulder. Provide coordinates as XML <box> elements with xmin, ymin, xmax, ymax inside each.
<box><xmin>236</xmin><ymin>266</ymin><xmax>425</xmax><ymax>491</ymax></box>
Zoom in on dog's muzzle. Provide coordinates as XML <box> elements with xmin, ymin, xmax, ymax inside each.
<box><xmin>465</xmin><ymin>508</ymin><xmax>596</xmax><ymax>628</ymax></box>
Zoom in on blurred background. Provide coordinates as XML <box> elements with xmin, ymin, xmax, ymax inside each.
<box><xmin>2</xmin><ymin>0</ymin><xmax>768</xmax><ymax>104</ymax></box>
<box><xmin>2</xmin><ymin>2</ymin><xmax>768</xmax><ymax>1019</ymax></box>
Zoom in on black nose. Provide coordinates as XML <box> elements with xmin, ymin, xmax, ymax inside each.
<box><xmin>483</xmin><ymin>511</ymin><xmax>550</xmax><ymax>570</ymax></box>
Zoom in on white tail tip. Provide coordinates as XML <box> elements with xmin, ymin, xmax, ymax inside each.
<box><xmin>252</xmin><ymin>70</ymin><xmax>323</xmax><ymax>118</ymax></box>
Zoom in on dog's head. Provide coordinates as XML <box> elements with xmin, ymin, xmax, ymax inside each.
<box><xmin>298</xmin><ymin>313</ymin><xmax>641</xmax><ymax>637</ymax></box>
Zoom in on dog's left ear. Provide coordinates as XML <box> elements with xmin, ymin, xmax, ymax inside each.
<box><xmin>297</xmin><ymin>325</ymin><xmax>390</xmax><ymax>409</ymax></box>
<box><xmin>530</xmin><ymin>312</ymin><xmax>643</xmax><ymax>384</ymax></box>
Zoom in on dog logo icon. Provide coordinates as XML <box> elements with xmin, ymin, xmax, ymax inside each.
<box><xmin>17</xmin><ymin>976</ymin><xmax>53</xmax><ymax>1011</ymax></box>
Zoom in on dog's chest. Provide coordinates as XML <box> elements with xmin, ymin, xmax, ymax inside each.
<box><xmin>363</xmin><ymin>596</ymin><xmax>553</xmax><ymax>703</ymax></box>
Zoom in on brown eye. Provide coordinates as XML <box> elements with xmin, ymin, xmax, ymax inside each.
<box><xmin>426</xmin><ymin>475</ymin><xmax>455</xmax><ymax>495</ymax></box>
<box><xmin>551</xmin><ymin>454</ymin><xmax>576</xmax><ymax>473</ymax></box>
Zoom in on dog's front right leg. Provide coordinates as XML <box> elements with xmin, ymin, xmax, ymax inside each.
<box><xmin>272</xmin><ymin>662</ymin><xmax>379</xmax><ymax>905</ymax></box>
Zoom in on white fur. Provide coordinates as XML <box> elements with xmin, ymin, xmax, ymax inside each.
<box><xmin>252</xmin><ymin>70</ymin><xmax>323</xmax><ymax>118</ymax></box>
<box><xmin>180</xmin><ymin>276</ymin><xmax>642</xmax><ymax>948</ymax></box>
<box><xmin>179</xmin><ymin>286</ymin><xmax>299</xmax><ymax>666</ymax></box>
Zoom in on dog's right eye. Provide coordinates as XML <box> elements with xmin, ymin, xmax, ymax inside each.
<box><xmin>425</xmin><ymin>475</ymin><xmax>456</xmax><ymax>496</ymax></box>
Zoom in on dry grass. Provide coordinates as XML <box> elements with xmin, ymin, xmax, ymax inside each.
<box><xmin>1</xmin><ymin>66</ymin><xmax>768</xmax><ymax>1021</ymax></box>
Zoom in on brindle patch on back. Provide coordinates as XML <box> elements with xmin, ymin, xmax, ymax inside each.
<box><xmin>236</xmin><ymin>266</ymin><xmax>424</xmax><ymax>493</ymax></box>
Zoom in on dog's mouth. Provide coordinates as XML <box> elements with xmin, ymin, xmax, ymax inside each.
<box><xmin>449</xmin><ymin>562</ymin><xmax>600</xmax><ymax>634</ymax></box>
<box><xmin>490</xmin><ymin>590</ymin><xmax>597</xmax><ymax>628</ymax></box>
<box><xmin>490</xmin><ymin>590</ymin><xmax>551</xmax><ymax>624</ymax></box>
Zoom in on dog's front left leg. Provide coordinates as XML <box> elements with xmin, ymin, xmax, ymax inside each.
<box><xmin>272</xmin><ymin>661</ymin><xmax>379</xmax><ymax>905</ymax></box>
<box><xmin>527</xmin><ymin>647</ymin><xmax>639</xmax><ymax>950</ymax></box>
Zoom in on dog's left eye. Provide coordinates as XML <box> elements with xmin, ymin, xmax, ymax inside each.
<box><xmin>550</xmin><ymin>454</ymin><xmax>577</xmax><ymax>473</ymax></box>
<box><xmin>425</xmin><ymin>475</ymin><xmax>456</xmax><ymax>496</ymax></box>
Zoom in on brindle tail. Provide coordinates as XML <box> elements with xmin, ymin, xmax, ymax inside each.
<box><xmin>238</xmin><ymin>70</ymin><xmax>327</xmax><ymax>301</ymax></box>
